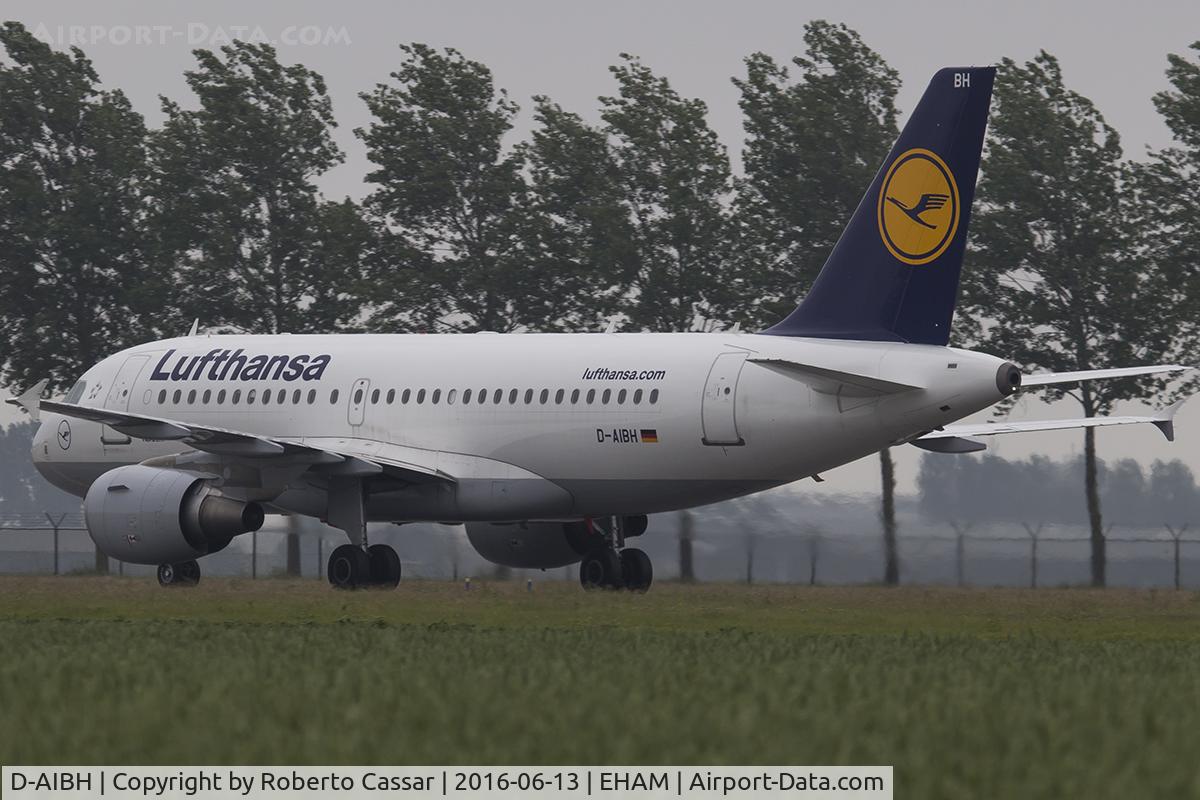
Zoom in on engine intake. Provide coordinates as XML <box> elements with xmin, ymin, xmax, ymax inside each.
<box><xmin>85</xmin><ymin>465</ymin><xmax>264</xmax><ymax>564</ymax></box>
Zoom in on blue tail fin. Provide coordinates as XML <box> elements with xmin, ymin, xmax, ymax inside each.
<box><xmin>765</xmin><ymin>67</ymin><xmax>995</xmax><ymax>346</ymax></box>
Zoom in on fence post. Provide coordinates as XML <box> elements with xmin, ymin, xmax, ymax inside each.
<box><xmin>950</xmin><ymin>521</ymin><xmax>972</xmax><ymax>587</ymax></box>
<box><xmin>1021</xmin><ymin>523</ymin><xmax>1044</xmax><ymax>589</ymax></box>
<box><xmin>251</xmin><ymin>529</ymin><xmax>258</xmax><ymax>579</ymax></box>
<box><xmin>1166</xmin><ymin>524</ymin><xmax>1188</xmax><ymax>590</ymax></box>
<box><xmin>44</xmin><ymin>512</ymin><xmax>66</xmax><ymax>576</ymax></box>
<box><xmin>808</xmin><ymin>533</ymin><xmax>820</xmax><ymax>586</ymax></box>
<box><xmin>317</xmin><ymin>537</ymin><xmax>323</xmax><ymax>581</ymax></box>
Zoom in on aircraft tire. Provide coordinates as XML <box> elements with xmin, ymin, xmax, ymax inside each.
<box><xmin>328</xmin><ymin>544</ymin><xmax>370</xmax><ymax>590</ymax></box>
<box><xmin>157</xmin><ymin>561</ymin><xmax>199</xmax><ymax>588</ymax></box>
<box><xmin>368</xmin><ymin>543</ymin><xmax>402</xmax><ymax>588</ymax></box>
<box><xmin>620</xmin><ymin>548</ymin><xmax>653</xmax><ymax>593</ymax></box>
<box><xmin>580</xmin><ymin>547</ymin><xmax>622</xmax><ymax>590</ymax></box>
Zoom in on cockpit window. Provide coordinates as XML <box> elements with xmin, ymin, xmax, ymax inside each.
<box><xmin>64</xmin><ymin>381</ymin><xmax>87</xmax><ymax>404</ymax></box>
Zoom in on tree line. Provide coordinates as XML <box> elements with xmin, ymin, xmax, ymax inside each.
<box><xmin>1</xmin><ymin>19</ymin><xmax>1198</xmax><ymax>585</ymax></box>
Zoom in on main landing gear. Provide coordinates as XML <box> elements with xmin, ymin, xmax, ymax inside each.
<box><xmin>324</xmin><ymin>474</ymin><xmax>402</xmax><ymax>590</ymax></box>
<box><xmin>579</xmin><ymin>516</ymin><xmax>653</xmax><ymax>592</ymax></box>
<box><xmin>157</xmin><ymin>559</ymin><xmax>201</xmax><ymax>587</ymax></box>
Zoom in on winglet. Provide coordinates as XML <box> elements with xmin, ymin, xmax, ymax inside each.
<box><xmin>1152</xmin><ymin>395</ymin><xmax>1190</xmax><ymax>442</ymax></box>
<box><xmin>4</xmin><ymin>379</ymin><xmax>49</xmax><ymax>422</ymax></box>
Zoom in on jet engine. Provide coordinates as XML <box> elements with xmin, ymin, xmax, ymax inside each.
<box><xmin>465</xmin><ymin>516</ymin><xmax>647</xmax><ymax>569</ymax></box>
<box><xmin>84</xmin><ymin>465</ymin><xmax>264</xmax><ymax>564</ymax></box>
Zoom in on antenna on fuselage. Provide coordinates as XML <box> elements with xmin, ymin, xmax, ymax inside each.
<box><xmin>187</xmin><ymin>319</ymin><xmax>200</xmax><ymax>337</ymax></box>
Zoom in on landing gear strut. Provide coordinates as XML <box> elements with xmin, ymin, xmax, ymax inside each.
<box><xmin>157</xmin><ymin>559</ymin><xmax>200</xmax><ymax>587</ymax></box>
<box><xmin>324</xmin><ymin>475</ymin><xmax>401</xmax><ymax>590</ymax></box>
<box><xmin>579</xmin><ymin>516</ymin><xmax>653</xmax><ymax>592</ymax></box>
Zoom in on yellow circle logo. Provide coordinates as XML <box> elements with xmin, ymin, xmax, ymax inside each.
<box><xmin>877</xmin><ymin>148</ymin><xmax>960</xmax><ymax>265</ymax></box>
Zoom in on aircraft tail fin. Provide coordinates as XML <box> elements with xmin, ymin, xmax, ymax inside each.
<box><xmin>765</xmin><ymin>67</ymin><xmax>996</xmax><ymax>346</ymax></box>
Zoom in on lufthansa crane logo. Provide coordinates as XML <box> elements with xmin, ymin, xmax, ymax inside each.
<box><xmin>877</xmin><ymin>148</ymin><xmax>960</xmax><ymax>265</ymax></box>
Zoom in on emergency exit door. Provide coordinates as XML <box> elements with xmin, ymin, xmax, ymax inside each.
<box><xmin>348</xmin><ymin>378</ymin><xmax>370</xmax><ymax>426</ymax></box>
<box><xmin>701</xmin><ymin>352</ymin><xmax>748</xmax><ymax>446</ymax></box>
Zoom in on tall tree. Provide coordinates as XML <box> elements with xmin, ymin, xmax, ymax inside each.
<box><xmin>514</xmin><ymin>98</ymin><xmax>637</xmax><ymax>331</ymax></box>
<box><xmin>734</xmin><ymin>23</ymin><xmax>903</xmax><ymax>583</ymax></box>
<box><xmin>358</xmin><ymin>44</ymin><xmax>529</xmax><ymax>333</ymax></box>
<box><xmin>0</xmin><ymin>22</ymin><xmax>153</xmax><ymax>391</ymax></box>
<box><xmin>960</xmin><ymin>53</ymin><xmax>1188</xmax><ymax>586</ymax></box>
<box><xmin>732</xmin><ymin>21</ymin><xmax>899</xmax><ymax>328</ymax></box>
<box><xmin>1137</xmin><ymin>41</ymin><xmax>1200</xmax><ymax>366</ymax></box>
<box><xmin>149</xmin><ymin>41</ymin><xmax>359</xmax><ymax>335</ymax></box>
<box><xmin>601</xmin><ymin>54</ymin><xmax>734</xmax><ymax>332</ymax></box>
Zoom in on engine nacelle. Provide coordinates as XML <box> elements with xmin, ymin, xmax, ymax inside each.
<box><xmin>465</xmin><ymin>520</ymin><xmax>593</xmax><ymax>569</ymax></box>
<box><xmin>84</xmin><ymin>465</ymin><xmax>265</xmax><ymax>565</ymax></box>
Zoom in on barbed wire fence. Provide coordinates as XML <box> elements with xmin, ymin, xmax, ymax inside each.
<box><xmin>6</xmin><ymin>511</ymin><xmax>1200</xmax><ymax>588</ymax></box>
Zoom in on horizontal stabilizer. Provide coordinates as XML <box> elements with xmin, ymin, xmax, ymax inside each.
<box><xmin>917</xmin><ymin>396</ymin><xmax>1188</xmax><ymax>449</ymax></box>
<box><xmin>747</xmin><ymin>357</ymin><xmax>922</xmax><ymax>397</ymax></box>
<box><xmin>1022</xmin><ymin>364</ymin><xmax>1191</xmax><ymax>388</ymax></box>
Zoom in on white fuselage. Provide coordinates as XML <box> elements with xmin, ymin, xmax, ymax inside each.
<box><xmin>32</xmin><ymin>332</ymin><xmax>1011</xmax><ymax>522</ymax></box>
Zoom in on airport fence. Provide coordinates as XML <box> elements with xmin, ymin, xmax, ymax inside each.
<box><xmin>5</xmin><ymin>512</ymin><xmax>1200</xmax><ymax>588</ymax></box>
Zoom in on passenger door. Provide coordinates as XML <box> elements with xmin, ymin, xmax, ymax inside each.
<box><xmin>701</xmin><ymin>352</ymin><xmax>747</xmax><ymax>446</ymax></box>
<box><xmin>101</xmin><ymin>354</ymin><xmax>150</xmax><ymax>445</ymax></box>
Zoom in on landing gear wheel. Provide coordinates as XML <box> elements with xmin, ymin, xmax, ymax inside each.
<box><xmin>620</xmin><ymin>548</ymin><xmax>653</xmax><ymax>593</ymax></box>
<box><xmin>328</xmin><ymin>544</ymin><xmax>370</xmax><ymax>590</ymax></box>
<box><xmin>367</xmin><ymin>544</ymin><xmax>402</xmax><ymax>588</ymax></box>
<box><xmin>580</xmin><ymin>548</ymin><xmax>623</xmax><ymax>590</ymax></box>
<box><xmin>157</xmin><ymin>561</ymin><xmax>200</xmax><ymax>588</ymax></box>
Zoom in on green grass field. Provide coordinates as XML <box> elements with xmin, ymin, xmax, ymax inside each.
<box><xmin>4</xmin><ymin>577</ymin><xmax>1200</xmax><ymax>798</ymax></box>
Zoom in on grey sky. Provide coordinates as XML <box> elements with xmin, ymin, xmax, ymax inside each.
<box><xmin>3</xmin><ymin>0</ymin><xmax>1199</xmax><ymax>495</ymax></box>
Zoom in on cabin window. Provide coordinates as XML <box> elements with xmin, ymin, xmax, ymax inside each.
<box><xmin>247</xmin><ymin>389</ymin><xmax>256</xmax><ymax>404</ymax></box>
<box><xmin>649</xmin><ymin>389</ymin><xmax>659</xmax><ymax>404</ymax></box>
<box><xmin>187</xmin><ymin>389</ymin><xmax>196</xmax><ymax>404</ymax></box>
<box><xmin>633</xmin><ymin>389</ymin><xmax>643</xmax><ymax>404</ymax></box>
<box><xmin>402</xmin><ymin>389</ymin><xmax>411</xmax><ymax>404</ymax></box>
<box><xmin>371</xmin><ymin>389</ymin><xmax>380</xmax><ymax>404</ymax></box>
<box><xmin>478</xmin><ymin>388</ymin><xmax>487</xmax><ymax>404</ymax></box>
<box><xmin>217</xmin><ymin>390</ymin><xmax>226</xmax><ymax>404</ymax></box>
<box><xmin>387</xmin><ymin>389</ymin><xmax>396</xmax><ymax>404</ymax></box>
<box><xmin>586</xmin><ymin>389</ymin><xmax>595</xmax><ymax>404</ymax></box>
<box><xmin>330</xmin><ymin>389</ymin><xmax>340</xmax><ymax>404</ymax></box>
<box><xmin>292</xmin><ymin>389</ymin><xmax>301</xmax><ymax>404</ymax></box>
<box><xmin>171</xmin><ymin>389</ymin><xmax>181</xmax><ymax>404</ymax></box>
<box><xmin>571</xmin><ymin>389</ymin><xmax>580</xmax><ymax>404</ymax></box>
<box><xmin>432</xmin><ymin>389</ymin><xmax>442</xmax><ymax>404</ymax></box>
<box><xmin>262</xmin><ymin>389</ymin><xmax>271</xmax><ymax>404</ymax></box>
<box><xmin>417</xmin><ymin>389</ymin><xmax>426</xmax><ymax>404</ymax></box>
<box><xmin>463</xmin><ymin>389</ymin><xmax>472</xmax><ymax>404</ymax></box>
<box><xmin>618</xmin><ymin>389</ymin><xmax>627</xmax><ymax>404</ymax></box>
<box><xmin>508</xmin><ymin>389</ymin><xmax>518</xmax><ymax>404</ymax></box>
<box><xmin>353</xmin><ymin>389</ymin><xmax>363</xmax><ymax>404</ymax></box>
<box><xmin>278</xmin><ymin>390</ymin><xmax>286</xmax><ymax>405</ymax></box>
<box><xmin>232</xmin><ymin>390</ymin><xmax>242</xmax><ymax>404</ymax></box>
<box><xmin>158</xmin><ymin>390</ymin><xmax>167</xmax><ymax>404</ymax></box>
<box><xmin>602</xmin><ymin>389</ymin><xmax>611</xmax><ymax>404</ymax></box>
<box><xmin>522</xmin><ymin>389</ymin><xmax>531</xmax><ymax>404</ymax></box>
<box><xmin>539</xmin><ymin>389</ymin><xmax>549</xmax><ymax>404</ymax></box>
<box><xmin>493</xmin><ymin>389</ymin><xmax>503</xmax><ymax>404</ymax></box>
<box><xmin>448</xmin><ymin>389</ymin><xmax>457</xmax><ymax>405</ymax></box>
<box><xmin>306</xmin><ymin>389</ymin><xmax>316</xmax><ymax>404</ymax></box>
<box><xmin>555</xmin><ymin>389</ymin><xmax>564</xmax><ymax>404</ymax></box>
<box><xmin>203</xmin><ymin>389</ymin><xmax>212</xmax><ymax>404</ymax></box>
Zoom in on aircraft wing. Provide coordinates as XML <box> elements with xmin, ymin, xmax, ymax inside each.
<box><xmin>912</xmin><ymin>397</ymin><xmax>1188</xmax><ymax>453</ymax></box>
<box><xmin>1021</xmin><ymin>364</ymin><xmax>1191</xmax><ymax>387</ymax></box>
<box><xmin>38</xmin><ymin>400</ymin><xmax>449</xmax><ymax>484</ymax></box>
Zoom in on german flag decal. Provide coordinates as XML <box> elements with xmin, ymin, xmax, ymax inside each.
<box><xmin>640</xmin><ymin>429</ymin><xmax>659</xmax><ymax>444</ymax></box>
